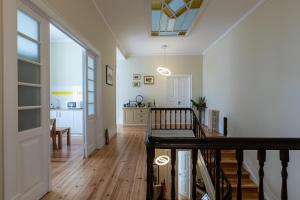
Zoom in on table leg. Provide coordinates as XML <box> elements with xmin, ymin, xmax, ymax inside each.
<box><xmin>67</xmin><ymin>129</ymin><xmax>71</xmax><ymax>146</ymax></box>
<box><xmin>52</xmin><ymin>134</ymin><xmax>58</xmax><ymax>150</ymax></box>
<box><xmin>58</xmin><ymin>132</ymin><xmax>62</xmax><ymax>149</ymax></box>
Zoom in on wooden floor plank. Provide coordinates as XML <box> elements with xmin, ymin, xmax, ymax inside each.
<box><xmin>42</xmin><ymin>126</ymin><xmax>147</xmax><ymax>200</ymax></box>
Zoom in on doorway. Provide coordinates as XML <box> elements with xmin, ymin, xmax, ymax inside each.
<box><xmin>178</xmin><ymin>150</ymin><xmax>191</xmax><ymax>200</ymax></box>
<box><xmin>49</xmin><ymin>24</ymin><xmax>85</xmax><ymax>165</ymax></box>
<box><xmin>166</xmin><ymin>75</ymin><xmax>192</xmax><ymax>108</ymax></box>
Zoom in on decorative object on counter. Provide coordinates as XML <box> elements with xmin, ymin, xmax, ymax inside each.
<box><xmin>132</xmin><ymin>81</ymin><xmax>140</xmax><ymax>88</ymax></box>
<box><xmin>147</xmin><ymin>102</ymin><xmax>152</xmax><ymax>108</ymax></box>
<box><xmin>191</xmin><ymin>96</ymin><xmax>207</xmax><ymax>124</ymax></box>
<box><xmin>144</xmin><ymin>75</ymin><xmax>154</xmax><ymax>85</ymax></box>
<box><xmin>135</xmin><ymin>95</ymin><xmax>144</xmax><ymax>107</ymax></box>
<box><xmin>153</xmin><ymin>99</ymin><xmax>156</xmax><ymax>107</ymax></box>
<box><xmin>106</xmin><ymin>65</ymin><xmax>113</xmax><ymax>86</ymax></box>
<box><xmin>209</xmin><ymin>109</ymin><xmax>219</xmax><ymax>132</ymax></box>
<box><xmin>133</xmin><ymin>74</ymin><xmax>141</xmax><ymax>80</ymax></box>
<box><xmin>105</xmin><ymin>128</ymin><xmax>109</xmax><ymax>144</ymax></box>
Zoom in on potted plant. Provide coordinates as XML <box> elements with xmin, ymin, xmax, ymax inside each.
<box><xmin>191</xmin><ymin>97</ymin><xmax>207</xmax><ymax>124</ymax></box>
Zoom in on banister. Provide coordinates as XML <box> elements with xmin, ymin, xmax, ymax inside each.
<box><xmin>145</xmin><ymin>107</ymin><xmax>300</xmax><ymax>200</ymax></box>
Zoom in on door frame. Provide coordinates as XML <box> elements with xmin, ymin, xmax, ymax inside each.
<box><xmin>2</xmin><ymin>0</ymin><xmax>103</xmax><ymax>199</ymax></box>
<box><xmin>165</xmin><ymin>74</ymin><xmax>192</xmax><ymax>107</ymax></box>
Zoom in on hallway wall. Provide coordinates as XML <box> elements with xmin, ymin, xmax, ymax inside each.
<box><xmin>0</xmin><ymin>0</ymin><xmax>3</xmax><ymax>198</ymax></box>
<box><xmin>44</xmin><ymin>0</ymin><xmax>118</xmax><ymax>144</ymax></box>
<box><xmin>117</xmin><ymin>55</ymin><xmax>203</xmax><ymax>123</ymax></box>
<box><xmin>202</xmin><ymin>0</ymin><xmax>300</xmax><ymax>199</ymax></box>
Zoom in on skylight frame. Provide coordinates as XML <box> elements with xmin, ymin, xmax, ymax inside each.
<box><xmin>151</xmin><ymin>0</ymin><xmax>204</xmax><ymax>37</ymax></box>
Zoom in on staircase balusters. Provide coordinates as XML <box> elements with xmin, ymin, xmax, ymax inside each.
<box><xmin>146</xmin><ymin>146</ymin><xmax>154</xmax><ymax>200</ymax></box>
<box><xmin>192</xmin><ymin>149</ymin><xmax>198</xmax><ymax>200</ymax></box>
<box><xmin>171</xmin><ymin>148</ymin><xmax>176</xmax><ymax>200</ymax></box>
<box><xmin>215</xmin><ymin>149</ymin><xmax>221</xmax><ymax>200</ymax></box>
<box><xmin>257</xmin><ymin>149</ymin><xmax>266</xmax><ymax>200</ymax></box>
<box><xmin>280</xmin><ymin>150</ymin><xmax>289</xmax><ymax>200</ymax></box>
<box><xmin>236</xmin><ymin>149</ymin><xmax>244</xmax><ymax>200</ymax></box>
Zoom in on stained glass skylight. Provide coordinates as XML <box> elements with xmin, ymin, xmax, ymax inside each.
<box><xmin>151</xmin><ymin>0</ymin><xmax>203</xmax><ymax>36</ymax></box>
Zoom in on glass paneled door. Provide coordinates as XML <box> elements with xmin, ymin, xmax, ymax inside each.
<box><xmin>16</xmin><ymin>3</ymin><xmax>50</xmax><ymax>199</ymax></box>
<box><xmin>84</xmin><ymin>52</ymin><xmax>97</xmax><ymax>157</ymax></box>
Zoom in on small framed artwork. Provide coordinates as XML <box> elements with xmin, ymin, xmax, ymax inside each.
<box><xmin>132</xmin><ymin>81</ymin><xmax>140</xmax><ymax>88</ymax></box>
<box><xmin>106</xmin><ymin>65</ymin><xmax>113</xmax><ymax>86</ymax></box>
<box><xmin>144</xmin><ymin>76</ymin><xmax>154</xmax><ymax>85</ymax></box>
<box><xmin>133</xmin><ymin>74</ymin><xmax>141</xmax><ymax>80</ymax></box>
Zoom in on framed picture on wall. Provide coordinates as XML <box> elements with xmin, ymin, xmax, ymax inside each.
<box><xmin>133</xmin><ymin>74</ymin><xmax>141</xmax><ymax>80</ymax></box>
<box><xmin>132</xmin><ymin>81</ymin><xmax>140</xmax><ymax>88</ymax></box>
<box><xmin>144</xmin><ymin>76</ymin><xmax>154</xmax><ymax>85</ymax></box>
<box><xmin>106</xmin><ymin>65</ymin><xmax>113</xmax><ymax>86</ymax></box>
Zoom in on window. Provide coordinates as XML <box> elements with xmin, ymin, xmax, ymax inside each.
<box><xmin>151</xmin><ymin>0</ymin><xmax>203</xmax><ymax>36</ymax></box>
<box><xmin>17</xmin><ymin>10</ymin><xmax>41</xmax><ymax>132</ymax></box>
<box><xmin>87</xmin><ymin>56</ymin><xmax>95</xmax><ymax>115</ymax></box>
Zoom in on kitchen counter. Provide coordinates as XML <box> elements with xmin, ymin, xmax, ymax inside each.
<box><xmin>51</xmin><ymin>108</ymin><xmax>83</xmax><ymax>111</ymax></box>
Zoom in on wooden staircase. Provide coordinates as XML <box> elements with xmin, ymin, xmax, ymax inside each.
<box><xmin>221</xmin><ymin>150</ymin><xmax>260</xmax><ymax>200</ymax></box>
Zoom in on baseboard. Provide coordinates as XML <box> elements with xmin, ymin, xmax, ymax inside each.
<box><xmin>243</xmin><ymin>160</ymin><xmax>279</xmax><ymax>200</ymax></box>
<box><xmin>108</xmin><ymin>125</ymin><xmax>117</xmax><ymax>140</ymax></box>
<box><xmin>197</xmin><ymin>152</ymin><xmax>215</xmax><ymax>200</ymax></box>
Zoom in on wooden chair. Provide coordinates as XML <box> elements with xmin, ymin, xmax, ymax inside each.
<box><xmin>50</xmin><ymin>118</ymin><xmax>71</xmax><ymax>150</ymax></box>
<box><xmin>50</xmin><ymin>119</ymin><xmax>58</xmax><ymax>150</ymax></box>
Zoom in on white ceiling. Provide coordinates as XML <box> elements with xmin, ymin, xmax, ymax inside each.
<box><xmin>93</xmin><ymin>0</ymin><xmax>262</xmax><ymax>56</ymax></box>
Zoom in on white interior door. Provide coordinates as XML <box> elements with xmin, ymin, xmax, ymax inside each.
<box><xmin>84</xmin><ymin>51</ymin><xmax>97</xmax><ymax>157</ymax></box>
<box><xmin>10</xmin><ymin>3</ymin><xmax>50</xmax><ymax>199</ymax></box>
<box><xmin>166</xmin><ymin>75</ymin><xmax>191</xmax><ymax>108</ymax></box>
<box><xmin>178</xmin><ymin>151</ymin><xmax>191</xmax><ymax>199</ymax></box>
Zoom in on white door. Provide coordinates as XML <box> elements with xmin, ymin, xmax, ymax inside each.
<box><xmin>83</xmin><ymin>52</ymin><xmax>97</xmax><ymax>157</ymax></box>
<box><xmin>5</xmin><ymin>2</ymin><xmax>50</xmax><ymax>199</ymax></box>
<box><xmin>178</xmin><ymin>151</ymin><xmax>191</xmax><ymax>199</ymax></box>
<box><xmin>166</xmin><ymin>76</ymin><xmax>191</xmax><ymax>108</ymax></box>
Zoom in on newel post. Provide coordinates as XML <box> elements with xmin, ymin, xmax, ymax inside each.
<box><xmin>146</xmin><ymin>145</ymin><xmax>155</xmax><ymax>200</ymax></box>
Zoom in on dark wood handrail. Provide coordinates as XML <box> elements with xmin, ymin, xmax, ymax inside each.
<box><xmin>147</xmin><ymin>136</ymin><xmax>300</xmax><ymax>149</ymax></box>
<box><xmin>145</xmin><ymin>107</ymin><xmax>300</xmax><ymax>200</ymax></box>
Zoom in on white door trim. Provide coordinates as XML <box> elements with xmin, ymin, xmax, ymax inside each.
<box><xmin>3</xmin><ymin>0</ymin><xmax>19</xmax><ymax>199</ymax></box>
<box><xmin>27</xmin><ymin>0</ymin><xmax>104</xmax><ymax>149</ymax></box>
<box><xmin>28</xmin><ymin>0</ymin><xmax>101</xmax><ymax>57</ymax></box>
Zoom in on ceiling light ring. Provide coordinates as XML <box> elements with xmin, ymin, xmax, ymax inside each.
<box><xmin>155</xmin><ymin>155</ymin><xmax>170</xmax><ymax>166</ymax></box>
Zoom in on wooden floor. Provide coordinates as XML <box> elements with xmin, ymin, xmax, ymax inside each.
<box><xmin>42</xmin><ymin>126</ymin><xmax>147</xmax><ymax>200</ymax></box>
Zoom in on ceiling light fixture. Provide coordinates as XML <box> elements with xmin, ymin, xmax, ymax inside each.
<box><xmin>155</xmin><ymin>155</ymin><xmax>170</xmax><ymax>166</ymax></box>
<box><xmin>157</xmin><ymin>45</ymin><xmax>171</xmax><ymax>76</ymax></box>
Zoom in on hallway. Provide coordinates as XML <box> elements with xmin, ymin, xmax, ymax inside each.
<box><xmin>43</xmin><ymin>126</ymin><xmax>147</xmax><ymax>200</ymax></box>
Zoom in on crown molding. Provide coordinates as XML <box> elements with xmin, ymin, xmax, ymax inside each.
<box><xmin>202</xmin><ymin>0</ymin><xmax>266</xmax><ymax>55</ymax></box>
<box><xmin>91</xmin><ymin>0</ymin><xmax>128</xmax><ymax>57</ymax></box>
<box><xmin>127</xmin><ymin>52</ymin><xmax>203</xmax><ymax>57</ymax></box>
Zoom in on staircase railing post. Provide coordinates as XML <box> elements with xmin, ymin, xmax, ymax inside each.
<box><xmin>192</xmin><ymin>149</ymin><xmax>198</xmax><ymax>200</ymax></box>
<box><xmin>171</xmin><ymin>148</ymin><xmax>176</xmax><ymax>200</ymax></box>
<box><xmin>146</xmin><ymin>145</ymin><xmax>155</xmax><ymax>200</ymax></box>
<box><xmin>257</xmin><ymin>149</ymin><xmax>266</xmax><ymax>200</ymax></box>
<box><xmin>280</xmin><ymin>150</ymin><xmax>289</xmax><ymax>200</ymax></box>
<box><xmin>215</xmin><ymin>149</ymin><xmax>221</xmax><ymax>200</ymax></box>
<box><xmin>236</xmin><ymin>149</ymin><xmax>244</xmax><ymax>200</ymax></box>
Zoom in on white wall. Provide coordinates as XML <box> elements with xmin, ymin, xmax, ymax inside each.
<box><xmin>0</xmin><ymin>0</ymin><xmax>3</xmax><ymax>198</ymax></box>
<box><xmin>117</xmin><ymin>55</ymin><xmax>203</xmax><ymax>123</ymax></box>
<box><xmin>50</xmin><ymin>42</ymin><xmax>83</xmax><ymax>109</ymax></box>
<box><xmin>203</xmin><ymin>0</ymin><xmax>300</xmax><ymax>199</ymax></box>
